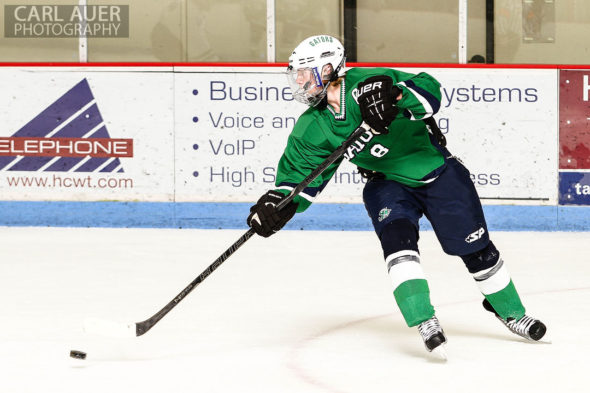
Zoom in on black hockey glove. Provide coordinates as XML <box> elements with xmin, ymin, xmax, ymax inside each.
<box><xmin>357</xmin><ymin>75</ymin><xmax>401</xmax><ymax>135</ymax></box>
<box><xmin>247</xmin><ymin>190</ymin><xmax>298</xmax><ymax>238</ymax></box>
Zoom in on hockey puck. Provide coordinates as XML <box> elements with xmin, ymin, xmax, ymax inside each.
<box><xmin>70</xmin><ymin>350</ymin><xmax>87</xmax><ymax>360</ymax></box>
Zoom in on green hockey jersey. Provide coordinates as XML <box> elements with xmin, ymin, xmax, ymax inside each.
<box><xmin>275</xmin><ymin>67</ymin><xmax>445</xmax><ymax>212</ymax></box>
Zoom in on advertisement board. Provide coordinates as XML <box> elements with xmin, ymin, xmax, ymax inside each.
<box><xmin>432</xmin><ymin>68</ymin><xmax>557</xmax><ymax>203</ymax></box>
<box><xmin>173</xmin><ymin>68</ymin><xmax>299</xmax><ymax>203</ymax></box>
<box><xmin>0</xmin><ymin>67</ymin><xmax>174</xmax><ymax>201</ymax></box>
<box><xmin>174</xmin><ymin>67</ymin><xmax>558</xmax><ymax>204</ymax></box>
<box><xmin>559</xmin><ymin>69</ymin><xmax>590</xmax><ymax>205</ymax></box>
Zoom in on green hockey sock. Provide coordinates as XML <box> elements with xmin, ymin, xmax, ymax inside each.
<box><xmin>393</xmin><ymin>279</ymin><xmax>435</xmax><ymax>327</ymax></box>
<box><xmin>484</xmin><ymin>280</ymin><xmax>525</xmax><ymax>320</ymax></box>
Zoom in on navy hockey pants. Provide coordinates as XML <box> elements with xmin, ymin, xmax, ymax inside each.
<box><xmin>363</xmin><ymin>157</ymin><xmax>490</xmax><ymax>256</ymax></box>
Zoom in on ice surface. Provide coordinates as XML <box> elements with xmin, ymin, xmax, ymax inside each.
<box><xmin>0</xmin><ymin>227</ymin><xmax>588</xmax><ymax>393</ymax></box>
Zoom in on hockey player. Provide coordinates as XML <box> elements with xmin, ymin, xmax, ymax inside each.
<box><xmin>246</xmin><ymin>35</ymin><xmax>546</xmax><ymax>356</ymax></box>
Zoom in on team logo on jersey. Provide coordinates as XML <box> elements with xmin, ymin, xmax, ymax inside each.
<box><xmin>0</xmin><ymin>78</ymin><xmax>132</xmax><ymax>173</ymax></box>
<box><xmin>465</xmin><ymin>227</ymin><xmax>486</xmax><ymax>243</ymax></box>
<box><xmin>378</xmin><ymin>207</ymin><xmax>391</xmax><ymax>222</ymax></box>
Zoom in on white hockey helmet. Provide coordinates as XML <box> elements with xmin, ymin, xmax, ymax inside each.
<box><xmin>287</xmin><ymin>35</ymin><xmax>346</xmax><ymax>107</ymax></box>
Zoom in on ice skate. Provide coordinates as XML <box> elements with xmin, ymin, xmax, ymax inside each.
<box><xmin>417</xmin><ymin>315</ymin><xmax>447</xmax><ymax>359</ymax></box>
<box><xmin>482</xmin><ymin>299</ymin><xmax>547</xmax><ymax>341</ymax></box>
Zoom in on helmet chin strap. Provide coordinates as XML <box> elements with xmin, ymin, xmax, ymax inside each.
<box><xmin>329</xmin><ymin>56</ymin><xmax>346</xmax><ymax>82</ymax></box>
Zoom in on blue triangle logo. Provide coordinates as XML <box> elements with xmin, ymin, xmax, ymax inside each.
<box><xmin>0</xmin><ymin>79</ymin><xmax>130</xmax><ymax>173</ymax></box>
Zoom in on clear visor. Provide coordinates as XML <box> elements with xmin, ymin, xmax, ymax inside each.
<box><xmin>286</xmin><ymin>66</ymin><xmax>327</xmax><ymax>107</ymax></box>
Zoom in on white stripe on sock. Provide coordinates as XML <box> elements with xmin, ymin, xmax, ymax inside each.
<box><xmin>473</xmin><ymin>264</ymin><xmax>511</xmax><ymax>295</ymax></box>
<box><xmin>386</xmin><ymin>251</ymin><xmax>426</xmax><ymax>290</ymax></box>
<box><xmin>385</xmin><ymin>250</ymin><xmax>420</xmax><ymax>265</ymax></box>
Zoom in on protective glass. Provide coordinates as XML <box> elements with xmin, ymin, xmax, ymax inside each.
<box><xmin>286</xmin><ymin>66</ymin><xmax>327</xmax><ymax>107</ymax></box>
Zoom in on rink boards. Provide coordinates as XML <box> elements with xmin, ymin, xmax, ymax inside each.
<box><xmin>0</xmin><ymin>64</ymin><xmax>588</xmax><ymax>230</ymax></box>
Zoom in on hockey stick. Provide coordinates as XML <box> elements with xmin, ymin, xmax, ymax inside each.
<box><xmin>84</xmin><ymin>122</ymin><xmax>372</xmax><ymax>338</ymax></box>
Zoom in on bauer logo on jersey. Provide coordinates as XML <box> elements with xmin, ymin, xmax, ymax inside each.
<box><xmin>0</xmin><ymin>79</ymin><xmax>132</xmax><ymax>173</ymax></box>
<box><xmin>378</xmin><ymin>207</ymin><xmax>392</xmax><ymax>222</ymax></box>
<box><xmin>465</xmin><ymin>227</ymin><xmax>486</xmax><ymax>243</ymax></box>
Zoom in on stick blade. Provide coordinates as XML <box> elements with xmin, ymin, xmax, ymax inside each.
<box><xmin>83</xmin><ymin>317</ymin><xmax>137</xmax><ymax>338</ymax></box>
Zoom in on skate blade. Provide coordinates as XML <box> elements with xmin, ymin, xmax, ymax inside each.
<box><xmin>534</xmin><ymin>336</ymin><xmax>552</xmax><ymax>344</ymax></box>
<box><xmin>430</xmin><ymin>344</ymin><xmax>448</xmax><ymax>361</ymax></box>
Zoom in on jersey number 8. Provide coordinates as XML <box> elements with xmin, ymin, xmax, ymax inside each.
<box><xmin>370</xmin><ymin>144</ymin><xmax>389</xmax><ymax>158</ymax></box>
